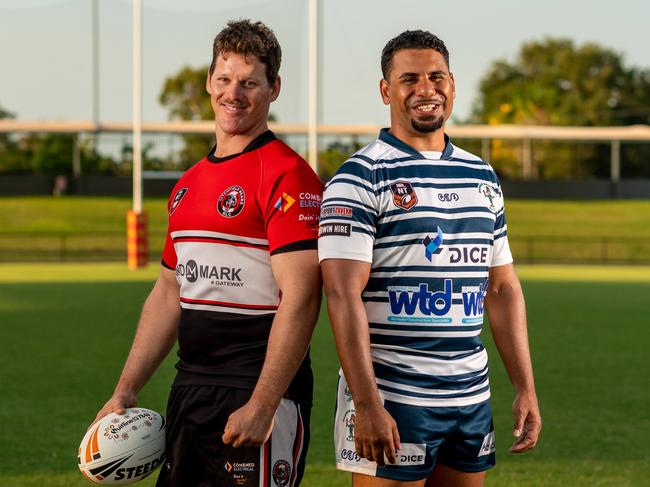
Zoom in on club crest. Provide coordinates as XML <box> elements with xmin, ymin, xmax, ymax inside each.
<box><xmin>390</xmin><ymin>181</ymin><xmax>418</xmax><ymax>210</ymax></box>
<box><xmin>217</xmin><ymin>185</ymin><xmax>245</xmax><ymax>218</ymax></box>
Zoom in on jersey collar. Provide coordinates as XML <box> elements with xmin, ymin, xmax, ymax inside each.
<box><xmin>378</xmin><ymin>128</ymin><xmax>454</xmax><ymax>160</ymax></box>
<box><xmin>207</xmin><ymin>130</ymin><xmax>277</xmax><ymax>163</ymax></box>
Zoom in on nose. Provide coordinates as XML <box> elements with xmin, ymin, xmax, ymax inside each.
<box><xmin>415</xmin><ymin>77</ymin><xmax>435</xmax><ymax>97</ymax></box>
<box><xmin>224</xmin><ymin>81</ymin><xmax>244</xmax><ymax>100</ymax></box>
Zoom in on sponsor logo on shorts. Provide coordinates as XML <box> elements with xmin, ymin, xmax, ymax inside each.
<box><xmin>478</xmin><ymin>431</ymin><xmax>496</xmax><ymax>457</ymax></box>
<box><xmin>339</xmin><ymin>448</ymin><xmax>361</xmax><ymax>463</ymax></box>
<box><xmin>176</xmin><ymin>260</ymin><xmax>243</xmax><ymax>287</ymax></box>
<box><xmin>319</xmin><ymin>223</ymin><xmax>351</xmax><ymax>237</ymax></box>
<box><xmin>321</xmin><ymin>206</ymin><xmax>353</xmax><ymax>218</ymax></box>
<box><xmin>422</xmin><ymin>227</ymin><xmax>443</xmax><ymax>261</ymax></box>
<box><xmin>272</xmin><ymin>460</ymin><xmax>291</xmax><ymax>486</ymax></box>
<box><xmin>438</xmin><ymin>192</ymin><xmax>459</xmax><ymax>203</ymax></box>
<box><xmin>169</xmin><ymin>187</ymin><xmax>188</xmax><ymax>215</ymax></box>
<box><xmin>395</xmin><ymin>443</ymin><xmax>427</xmax><ymax>466</ymax></box>
<box><xmin>477</xmin><ymin>183</ymin><xmax>501</xmax><ymax>212</ymax></box>
<box><xmin>224</xmin><ymin>461</ymin><xmax>255</xmax><ymax>473</ymax></box>
<box><xmin>390</xmin><ymin>181</ymin><xmax>418</xmax><ymax>210</ymax></box>
<box><xmin>274</xmin><ymin>192</ymin><xmax>296</xmax><ymax>213</ymax></box>
<box><xmin>217</xmin><ymin>185</ymin><xmax>245</xmax><ymax>218</ymax></box>
<box><xmin>343</xmin><ymin>409</ymin><xmax>356</xmax><ymax>441</ymax></box>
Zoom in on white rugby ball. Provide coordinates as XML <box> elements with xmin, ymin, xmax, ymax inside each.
<box><xmin>78</xmin><ymin>408</ymin><xmax>166</xmax><ymax>485</ymax></box>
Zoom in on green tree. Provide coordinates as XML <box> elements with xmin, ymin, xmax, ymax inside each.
<box><xmin>0</xmin><ymin>103</ymin><xmax>33</xmax><ymax>174</ymax></box>
<box><xmin>472</xmin><ymin>38</ymin><xmax>650</xmax><ymax>178</ymax></box>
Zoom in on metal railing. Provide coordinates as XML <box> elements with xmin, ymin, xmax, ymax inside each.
<box><xmin>0</xmin><ymin>231</ymin><xmax>647</xmax><ymax>265</ymax></box>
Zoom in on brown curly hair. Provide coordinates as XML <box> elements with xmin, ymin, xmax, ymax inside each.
<box><xmin>209</xmin><ymin>19</ymin><xmax>281</xmax><ymax>85</ymax></box>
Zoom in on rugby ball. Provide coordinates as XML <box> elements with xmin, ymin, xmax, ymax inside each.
<box><xmin>78</xmin><ymin>408</ymin><xmax>166</xmax><ymax>485</ymax></box>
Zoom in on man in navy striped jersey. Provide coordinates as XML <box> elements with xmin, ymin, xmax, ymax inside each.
<box><xmin>319</xmin><ymin>30</ymin><xmax>541</xmax><ymax>486</ymax></box>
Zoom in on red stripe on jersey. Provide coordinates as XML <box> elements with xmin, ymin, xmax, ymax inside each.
<box><xmin>172</xmin><ymin>236</ymin><xmax>270</xmax><ymax>251</ymax></box>
<box><xmin>263</xmin><ymin>441</ymin><xmax>270</xmax><ymax>487</ymax></box>
<box><xmin>180</xmin><ymin>297</ymin><xmax>278</xmax><ymax>311</ymax></box>
<box><xmin>291</xmin><ymin>406</ymin><xmax>304</xmax><ymax>486</ymax></box>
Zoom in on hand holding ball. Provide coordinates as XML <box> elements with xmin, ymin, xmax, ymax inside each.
<box><xmin>78</xmin><ymin>408</ymin><xmax>165</xmax><ymax>485</ymax></box>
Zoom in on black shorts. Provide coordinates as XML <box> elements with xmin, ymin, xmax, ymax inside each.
<box><xmin>156</xmin><ymin>385</ymin><xmax>310</xmax><ymax>487</ymax></box>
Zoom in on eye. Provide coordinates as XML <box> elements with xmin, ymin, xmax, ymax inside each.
<box><xmin>242</xmin><ymin>80</ymin><xmax>257</xmax><ymax>88</ymax></box>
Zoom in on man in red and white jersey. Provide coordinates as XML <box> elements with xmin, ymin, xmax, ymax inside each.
<box><xmin>93</xmin><ymin>20</ymin><xmax>323</xmax><ymax>487</ymax></box>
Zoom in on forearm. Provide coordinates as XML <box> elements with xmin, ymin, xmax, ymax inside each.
<box><xmin>485</xmin><ymin>278</ymin><xmax>536</xmax><ymax>393</ymax></box>
<box><xmin>250</xmin><ymin>290</ymin><xmax>320</xmax><ymax>409</ymax></box>
<box><xmin>326</xmin><ymin>291</ymin><xmax>380</xmax><ymax>408</ymax></box>
<box><xmin>114</xmin><ymin>277</ymin><xmax>180</xmax><ymax>396</ymax></box>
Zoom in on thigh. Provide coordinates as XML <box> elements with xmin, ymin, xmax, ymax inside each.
<box><xmin>426</xmin><ymin>464</ymin><xmax>486</xmax><ymax>487</ymax></box>
<box><xmin>353</xmin><ymin>472</ymin><xmax>426</xmax><ymax>487</ymax></box>
<box><xmin>437</xmin><ymin>401</ymin><xmax>496</xmax><ymax>474</ymax></box>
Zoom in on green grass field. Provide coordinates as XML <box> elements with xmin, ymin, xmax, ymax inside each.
<box><xmin>1</xmin><ymin>263</ymin><xmax>649</xmax><ymax>486</ymax></box>
<box><xmin>2</xmin><ymin>197</ymin><xmax>650</xmax><ymax>263</ymax></box>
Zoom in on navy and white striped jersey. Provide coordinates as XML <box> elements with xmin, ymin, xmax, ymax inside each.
<box><xmin>319</xmin><ymin>128</ymin><xmax>513</xmax><ymax>407</ymax></box>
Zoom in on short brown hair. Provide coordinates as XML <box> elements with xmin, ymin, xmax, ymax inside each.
<box><xmin>209</xmin><ymin>19</ymin><xmax>281</xmax><ymax>85</ymax></box>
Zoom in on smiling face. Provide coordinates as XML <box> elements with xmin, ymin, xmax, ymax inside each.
<box><xmin>380</xmin><ymin>48</ymin><xmax>455</xmax><ymax>149</ymax></box>
<box><xmin>206</xmin><ymin>51</ymin><xmax>280</xmax><ymax>141</ymax></box>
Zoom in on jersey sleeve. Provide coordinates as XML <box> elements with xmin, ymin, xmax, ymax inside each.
<box><xmin>318</xmin><ymin>159</ymin><xmax>378</xmax><ymax>263</ymax></box>
<box><xmin>491</xmin><ymin>179</ymin><xmax>513</xmax><ymax>267</ymax></box>
<box><xmin>161</xmin><ymin>190</ymin><xmax>178</xmax><ymax>270</ymax></box>
<box><xmin>262</xmin><ymin>158</ymin><xmax>324</xmax><ymax>254</ymax></box>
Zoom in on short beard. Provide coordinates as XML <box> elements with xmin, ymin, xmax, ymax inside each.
<box><xmin>411</xmin><ymin>115</ymin><xmax>445</xmax><ymax>133</ymax></box>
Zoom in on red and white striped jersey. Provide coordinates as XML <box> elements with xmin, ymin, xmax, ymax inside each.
<box><xmin>161</xmin><ymin>131</ymin><xmax>323</xmax><ymax>400</ymax></box>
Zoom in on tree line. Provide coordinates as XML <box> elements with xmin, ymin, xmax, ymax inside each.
<box><xmin>1</xmin><ymin>38</ymin><xmax>649</xmax><ymax>179</ymax></box>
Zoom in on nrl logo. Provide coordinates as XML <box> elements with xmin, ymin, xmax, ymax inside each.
<box><xmin>390</xmin><ymin>181</ymin><xmax>418</xmax><ymax>211</ymax></box>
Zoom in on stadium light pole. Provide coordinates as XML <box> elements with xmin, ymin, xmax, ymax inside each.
<box><xmin>307</xmin><ymin>0</ymin><xmax>318</xmax><ymax>172</ymax></box>
<box><xmin>127</xmin><ymin>0</ymin><xmax>148</xmax><ymax>269</ymax></box>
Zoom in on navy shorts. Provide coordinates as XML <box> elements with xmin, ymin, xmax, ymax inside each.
<box><xmin>334</xmin><ymin>375</ymin><xmax>495</xmax><ymax>481</ymax></box>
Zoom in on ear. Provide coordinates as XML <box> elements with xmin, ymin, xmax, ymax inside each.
<box><xmin>269</xmin><ymin>76</ymin><xmax>281</xmax><ymax>102</ymax></box>
<box><xmin>450</xmin><ymin>72</ymin><xmax>456</xmax><ymax>99</ymax></box>
<box><xmin>206</xmin><ymin>70</ymin><xmax>213</xmax><ymax>95</ymax></box>
<box><xmin>380</xmin><ymin>78</ymin><xmax>390</xmax><ymax>106</ymax></box>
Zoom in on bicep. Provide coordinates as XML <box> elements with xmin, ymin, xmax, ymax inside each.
<box><xmin>321</xmin><ymin>258</ymin><xmax>372</xmax><ymax>298</ymax></box>
<box><xmin>270</xmin><ymin>249</ymin><xmax>321</xmax><ymax>300</ymax></box>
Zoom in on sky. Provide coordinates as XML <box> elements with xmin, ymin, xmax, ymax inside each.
<box><xmin>0</xmin><ymin>0</ymin><xmax>648</xmax><ymax>127</ymax></box>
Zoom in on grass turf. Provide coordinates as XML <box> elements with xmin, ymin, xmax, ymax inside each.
<box><xmin>2</xmin><ymin>197</ymin><xmax>650</xmax><ymax>264</ymax></box>
<box><xmin>1</xmin><ymin>263</ymin><xmax>649</xmax><ymax>486</ymax></box>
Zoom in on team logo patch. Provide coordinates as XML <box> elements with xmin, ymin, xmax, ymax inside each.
<box><xmin>274</xmin><ymin>192</ymin><xmax>295</xmax><ymax>213</ymax></box>
<box><xmin>422</xmin><ymin>227</ymin><xmax>444</xmax><ymax>261</ymax></box>
<box><xmin>477</xmin><ymin>183</ymin><xmax>501</xmax><ymax>212</ymax></box>
<box><xmin>217</xmin><ymin>185</ymin><xmax>245</xmax><ymax>218</ymax></box>
<box><xmin>343</xmin><ymin>410</ymin><xmax>356</xmax><ymax>441</ymax></box>
<box><xmin>169</xmin><ymin>187</ymin><xmax>188</xmax><ymax>215</ymax></box>
<box><xmin>272</xmin><ymin>460</ymin><xmax>291</xmax><ymax>487</ymax></box>
<box><xmin>390</xmin><ymin>181</ymin><xmax>418</xmax><ymax>210</ymax></box>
